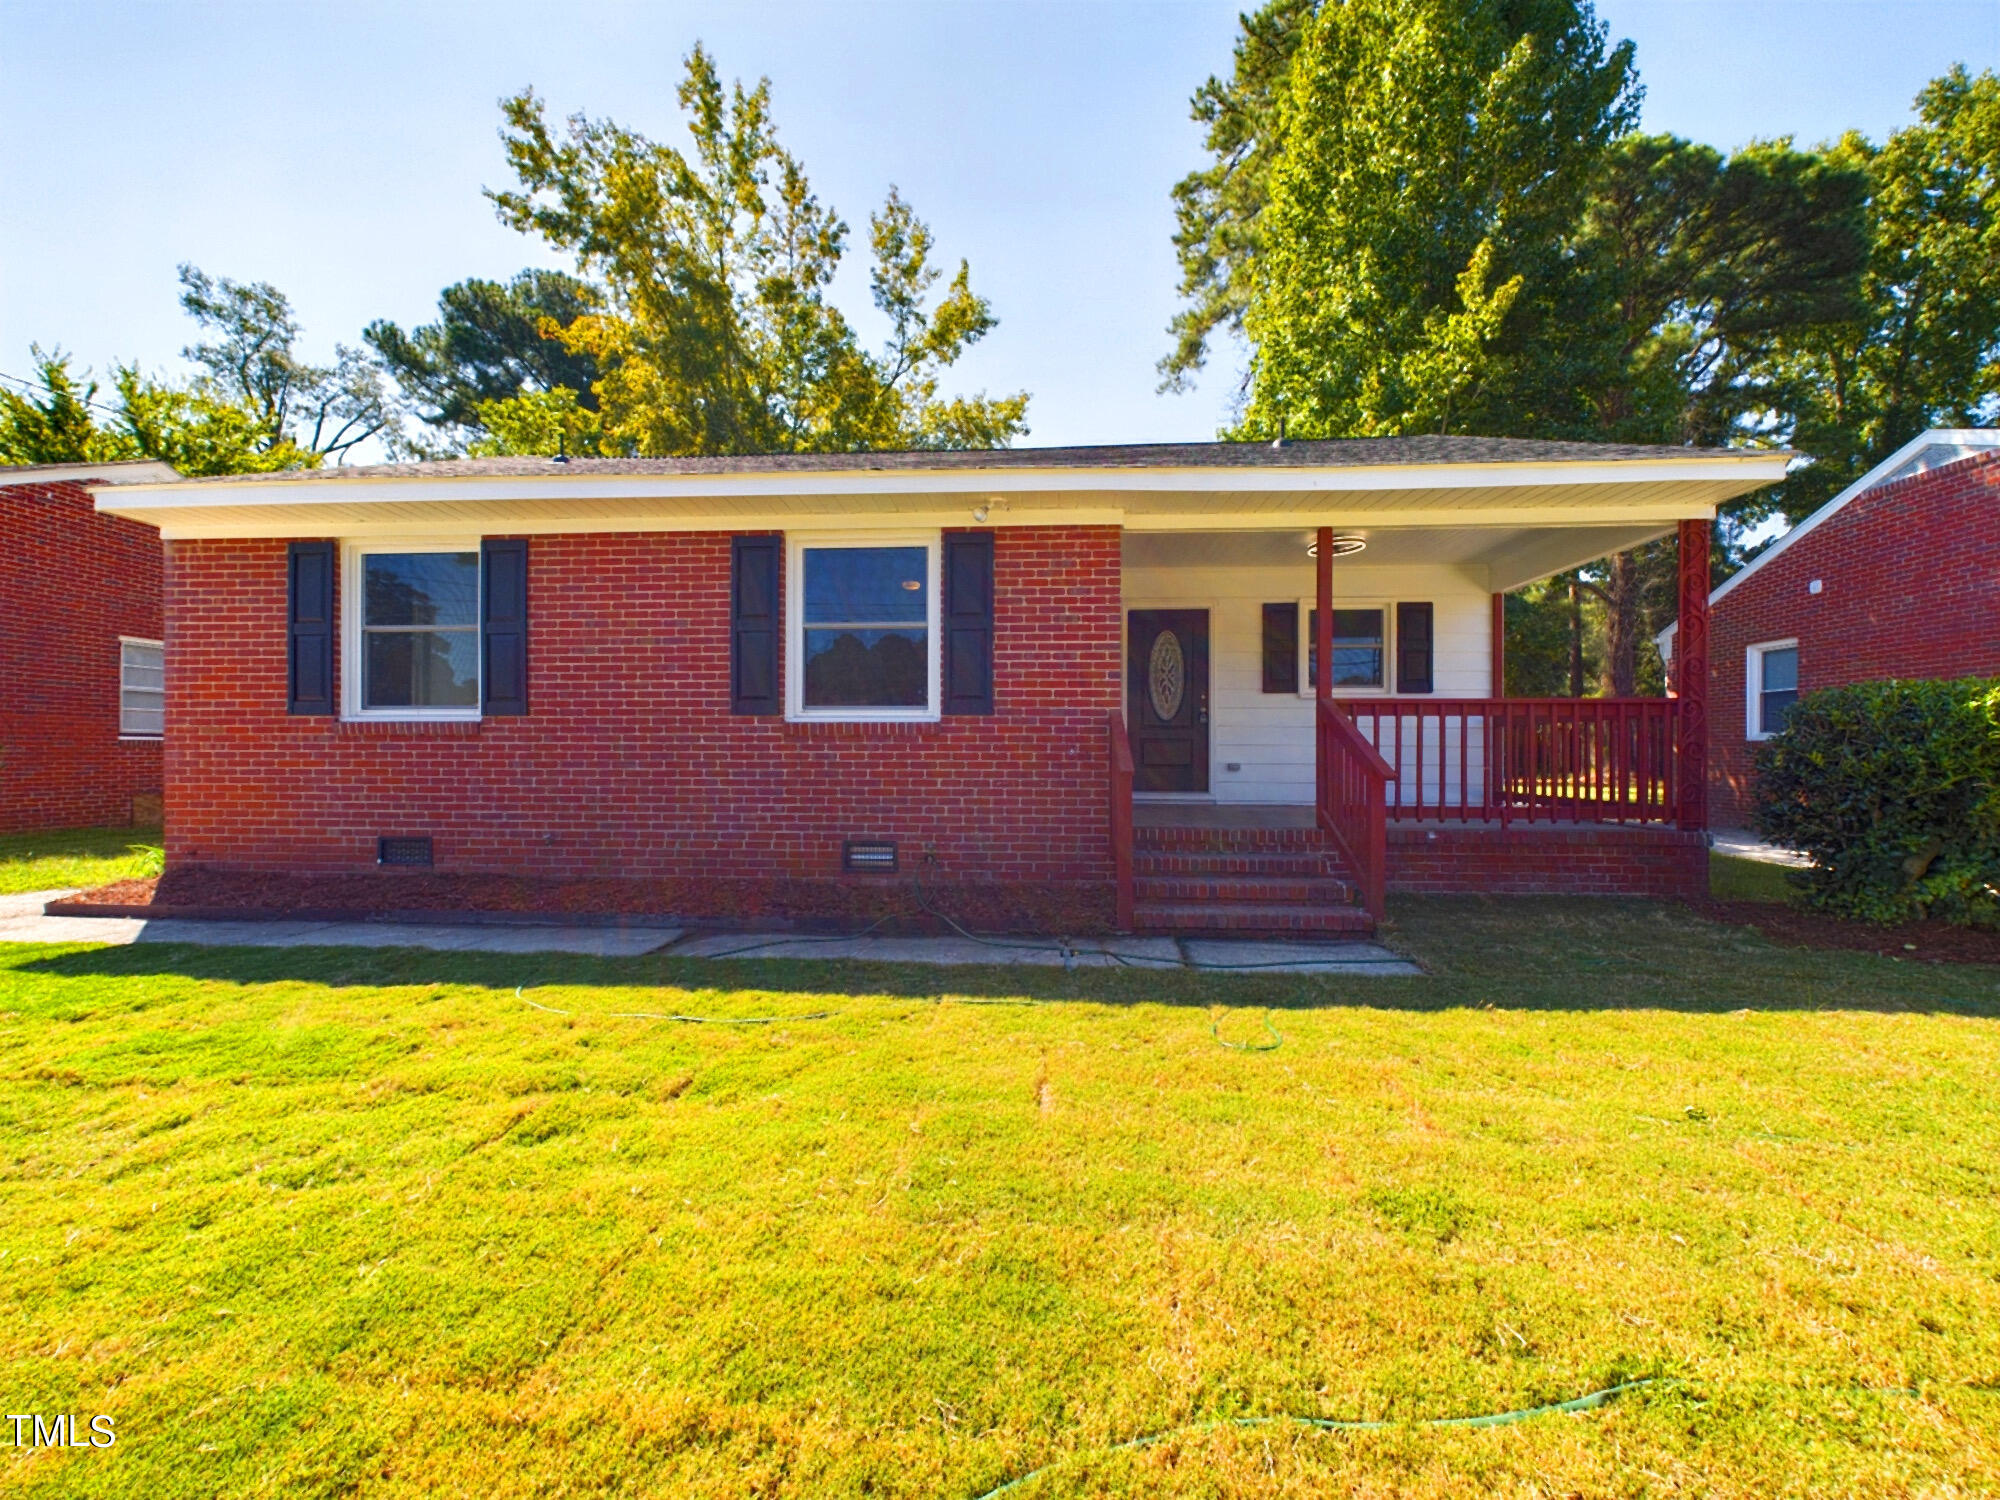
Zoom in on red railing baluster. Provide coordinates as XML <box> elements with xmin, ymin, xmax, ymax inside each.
<box><xmin>1316</xmin><ymin>698</ymin><xmax>1395</xmax><ymax>921</ymax></box>
<box><xmin>1332</xmin><ymin>697</ymin><xmax>1682</xmax><ymax>830</ymax></box>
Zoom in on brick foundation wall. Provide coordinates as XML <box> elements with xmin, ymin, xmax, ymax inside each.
<box><xmin>0</xmin><ymin>479</ymin><xmax>164</xmax><ymax>834</ymax></box>
<box><xmin>1387</xmin><ymin>824</ymin><xmax>1707</xmax><ymax>899</ymax></box>
<box><xmin>1710</xmin><ymin>452</ymin><xmax>2000</xmax><ymax>828</ymax></box>
<box><xmin>165</xmin><ymin>528</ymin><xmax>1123</xmax><ymax>907</ymax></box>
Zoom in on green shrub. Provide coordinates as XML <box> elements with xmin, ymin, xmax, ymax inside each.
<box><xmin>1754</xmin><ymin>677</ymin><xmax>2000</xmax><ymax>927</ymax></box>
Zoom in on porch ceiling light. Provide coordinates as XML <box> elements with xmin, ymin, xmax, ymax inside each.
<box><xmin>1305</xmin><ymin>534</ymin><xmax>1367</xmax><ymax>558</ymax></box>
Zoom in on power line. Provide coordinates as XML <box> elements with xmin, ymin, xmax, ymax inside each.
<box><xmin>0</xmin><ymin>367</ymin><xmax>130</xmax><ymax>420</ymax></box>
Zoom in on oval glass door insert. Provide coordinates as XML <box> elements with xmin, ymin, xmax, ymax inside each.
<box><xmin>1148</xmin><ymin>629</ymin><xmax>1186</xmax><ymax>720</ymax></box>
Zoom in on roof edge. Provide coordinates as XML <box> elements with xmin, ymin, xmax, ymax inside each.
<box><xmin>1704</xmin><ymin>428</ymin><xmax>2000</xmax><ymax>614</ymax></box>
<box><xmin>3</xmin><ymin>459</ymin><xmax>182</xmax><ymax>489</ymax></box>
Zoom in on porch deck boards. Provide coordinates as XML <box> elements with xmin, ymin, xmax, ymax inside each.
<box><xmin>1136</xmin><ymin>802</ymin><xmax>1697</xmax><ymax>837</ymax></box>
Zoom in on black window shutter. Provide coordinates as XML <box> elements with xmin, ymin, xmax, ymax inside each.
<box><xmin>730</xmin><ymin>535</ymin><xmax>781</xmax><ymax>714</ymax></box>
<box><xmin>942</xmin><ymin>530</ymin><xmax>995</xmax><ymax>715</ymax></box>
<box><xmin>1396</xmin><ymin>601</ymin><xmax>1435</xmax><ymax>693</ymax></box>
<box><xmin>286</xmin><ymin>541</ymin><xmax>335</xmax><ymax>715</ymax></box>
<box><xmin>1261</xmin><ymin>602</ymin><xmax>1298</xmax><ymax>693</ymax></box>
<box><xmin>482</xmin><ymin>538</ymin><xmax>529</xmax><ymax>716</ymax></box>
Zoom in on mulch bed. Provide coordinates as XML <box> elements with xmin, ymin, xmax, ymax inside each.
<box><xmin>1686</xmin><ymin>898</ymin><xmax>2000</xmax><ymax>968</ymax></box>
<box><xmin>48</xmin><ymin>868</ymin><xmax>1117</xmax><ymax>937</ymax></box>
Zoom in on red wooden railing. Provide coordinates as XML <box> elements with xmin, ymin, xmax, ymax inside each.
<box><xmin>1316</xmin><ymin>696</ymin><xmax>1395</xmax><ymax>920</ymax></box>
<box><xmin>1109</xmin><ymin>710</ymin><xmax>1135</xmax><ymax>931</ymax></box>
<box><xmin>1335</xmin><ymin>697</ymin><xmax>1681</xmax><ymax>826</ymax></box>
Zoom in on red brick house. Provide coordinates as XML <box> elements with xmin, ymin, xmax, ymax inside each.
<box><xmin>1661</xmin><ymin>429</ymin><xmax>2000</xmax><ymax>830</ymax></box>
<box><xmin>94</xmin><ymin>438</ymin><xmax>1784</xmax><ymax>932</ymax></box>
<box><xmin>1</xmin><ymin>460</ymin><xmax>179</xmax><ymax>835</ymax></box>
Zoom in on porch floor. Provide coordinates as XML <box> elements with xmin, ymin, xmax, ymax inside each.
<box><xmin>1134</xmin><ymin>802</ymin><xmax>1698</xmax><ymax>837</ymax></box>
<box><xmin>1134</xmin><ymin>802</ymin><xmax>1315</xmax><ymax>830</ymax></box>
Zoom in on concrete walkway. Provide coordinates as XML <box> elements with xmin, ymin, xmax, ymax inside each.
<box><xmin>674</xmin><ymin>930</ymin><xmax>1417</xmax><ymax>974</ymax></box>
<box><xmin>0</xmin><ymin>891</ymin><xmax>683</xmax><ymax>957</ymax></box>
<box><xmin>0</xmin><ymin>890</ymin><xmax>1418</xmax><ymax>974</ymax></box>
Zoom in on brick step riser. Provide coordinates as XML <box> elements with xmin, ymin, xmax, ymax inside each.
<box><xmin>1133</xmin><ymin>903</ymin><xmax>1374</xmax><ymax>935</ymax></box>
<box><xmin>1136</xmin><ymin>877</ymin><xmax>1356</xmax><ymax>906</ymax></box>
<box><xmin>1134</xmin><ymin>827</ymin><xmax>1330</xmax><ymax>854</ymax></box>
<box><xmin>1136</xmin><ymin>852</ymin><xmax>1343</xmax><ymax>879</ymax></box>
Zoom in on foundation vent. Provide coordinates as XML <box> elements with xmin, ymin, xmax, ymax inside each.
<box><xmin>377</xmin><ymin>836</ymin><xmax>434</xmax><ymax>868</ymax></box>
<box><xmin>842</xmin><ymin>839</ymin><xmax>898</xmax><ymax>874</ymax></box>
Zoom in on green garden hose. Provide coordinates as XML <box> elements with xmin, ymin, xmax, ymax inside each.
<box><xmin>1212</xmin><ymin>1012</ymin><xmax>1284</xmax><ymax>1051</ymax></box>
<box><xmin>970</xmin><ymin>1379</ymin><xmax>1654</xmax><ymax>1499</ymax></box>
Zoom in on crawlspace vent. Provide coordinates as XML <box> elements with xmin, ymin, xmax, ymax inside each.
<box><xmin>377</xmin><ymin>836</ymin><xmax>434</xmax><ymax>868</ymax></box>
<box><xmin>842</xmin><ymin>839</ymin><xmax>898</xmax><ymax>874</ymax></box>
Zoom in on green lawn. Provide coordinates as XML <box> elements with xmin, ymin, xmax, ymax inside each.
<box><xmin>2</xmin><ymin>899</ymin><xmax>1997</xmax><ymax>1496</ymax></box>
<box><xmin>0</xmin><ymin>826</ymin><xmax>163</xmax><ymax>896</ymax></box>
<box><xmin>1709</xmin><ymin>850</ymin><xmax>1799</xmax><ymax>904</ymax></box>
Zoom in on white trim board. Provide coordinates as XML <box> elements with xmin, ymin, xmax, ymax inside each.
<box><xmin>784</xmin><ymin>531</ymin><xmax>943</xmax><ymax>724</ymax></box>
<box><xmin>339</xmin><ymin>539</ymin><xmax>484</xmax><ymax>723</ymax></box>
<box><xmin>1745</xmin><ymin>638</ymin><xmax>1800</xmax><ymax>742</ymax></box>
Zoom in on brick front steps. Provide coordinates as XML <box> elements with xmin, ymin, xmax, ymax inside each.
<box><xmin>1132</xmin><ymin>823</ymin><xmax>1372</xmax><ymax>936</ymax></box>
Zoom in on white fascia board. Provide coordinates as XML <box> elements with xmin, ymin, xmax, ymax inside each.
<box><xmin>1708</xmin><ymin>428</ymin><xmax>2000</xmax><ymax>608</ymax></box>
<box><xmin>90</xmin><ymin>452</ymin><xmax>1790</xmax><ymax>515</ymax></box>
<box><xmin>138</xmin><ymin>502</ymin><xmax>1728</xmax><ymax>543</ymax></box>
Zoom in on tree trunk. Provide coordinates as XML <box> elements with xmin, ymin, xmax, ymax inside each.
<box><xmin>1598</xmin><ymin>549</ymin><xmax>1643</xmax><ymax>696</ymax></box>
<box><xmin>1567</xmin><ymin>581</ymin><xmax>1584</xmax><ymax>697</ymax></box>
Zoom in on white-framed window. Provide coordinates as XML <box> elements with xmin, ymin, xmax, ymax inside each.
<box><xmin>118</xmin><ymin>637</ymin><xmax>164</xmax><ymax>738</ymax></box>
<box><xmin>786</xmin><ymin>533</ymin><xmax>940</xmax><ymax>721</ymax></box>
<box><xmin>342</xmin><ymin>542</ymin><xmax>481</xmax><ymax>720</ymax></box>
<box><xmin>1296</xmin><ymin>600</ymin><xmax>1391</xmax><ymax>695</ymax></box>
<box><xmin>1746</xmin><ymin>639</ymin><xmax>1799</xmax><ymax>740</ymax></box>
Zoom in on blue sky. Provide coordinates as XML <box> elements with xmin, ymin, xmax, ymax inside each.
<box><xmin>3</xmin><ymin>0</ymin><xmax>1995</xmax><ymax>452</ymax></box>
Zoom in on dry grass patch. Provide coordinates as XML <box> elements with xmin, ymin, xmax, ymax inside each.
<box><xmin>0</xmin><ymin>826</ymin><xmax>163</xmax><ymax>897</ymax></box>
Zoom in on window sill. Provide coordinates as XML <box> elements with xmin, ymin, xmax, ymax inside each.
<box><xmin>118</xmin><ymin>734</ymin><xmax>163</xmax><ymax>742</ymax></box>
<box><xmin>781</xmin><ymin>719</ymin><xmax>945</xmax><ymax>739</ymax></box>
<box><xmin>335</xmin><ymin>719</ymin><xmax>484</xmax><ymax>737</ymax></box>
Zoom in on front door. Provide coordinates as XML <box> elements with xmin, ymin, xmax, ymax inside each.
<box><xmin>1127</xmin><ymin>609</ymin><xmax>1210</xmax><ymax>793</ymax></box>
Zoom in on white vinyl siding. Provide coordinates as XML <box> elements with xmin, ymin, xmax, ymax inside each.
<box><xmin>1122</xmin><ymin>561</ymin><xmax>1492</xmax><ymax>804</ymax></box>
<box><xmin>119</xmin><ymin>638</ymin><xmax>165</xmax><ymax>738</ymax></box>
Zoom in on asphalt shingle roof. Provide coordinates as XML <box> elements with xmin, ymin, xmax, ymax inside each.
<box><xmin>161</xmin><ymin>435</ymin><xmax>1763</xmax><ymax>486</ymax></box>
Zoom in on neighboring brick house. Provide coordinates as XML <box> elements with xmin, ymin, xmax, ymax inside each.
<box><xmin>0</xmin><ymin>461</ymin><xmax>179</xmax><ymax>835</ymax></box>
<box><xmin>96</xmin><ymin>438</ymin><xmax>1786</xmax><ymax>929</ymax></box>
<box><xmin>1661</xmin><ymin>429</ymin><xmax>2000</xmax><ymax>830</ymax></box>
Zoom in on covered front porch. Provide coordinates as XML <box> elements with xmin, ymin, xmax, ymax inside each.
<box><xmin>1109</xmin><ymin>514</ymin><xmax>1714</xmax><ymax>930</ymax></box>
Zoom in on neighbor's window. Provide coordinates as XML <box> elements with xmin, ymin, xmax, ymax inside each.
<box><xmin>791</xmin><ymin>539</ymin><xmax>936</xmax><ymax>716</ymax></box>
<box><xmin>119</xmin><ymin>638</ymin><xmax>164</xmax><ymax>737</ymax></box>
<box><xmin>1306</xmin><ymin>607</ymin><xmax>1387</xmax><ymax>690</ymax></box>
<box><xmin>1750</xmin><ymin>642</ymin><xmax>1799</xmax><ymax>739</ymax></box>
<box><xmin>357</xmin><ymin>549</ymin><xmax>480</xmax><ymax>712</ymax></box>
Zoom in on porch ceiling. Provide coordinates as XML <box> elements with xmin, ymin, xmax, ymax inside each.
<box><xmin>1123</xmin><ymin>522</ymin><xmax>1675</xmax><ymax>592</ymax></box>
